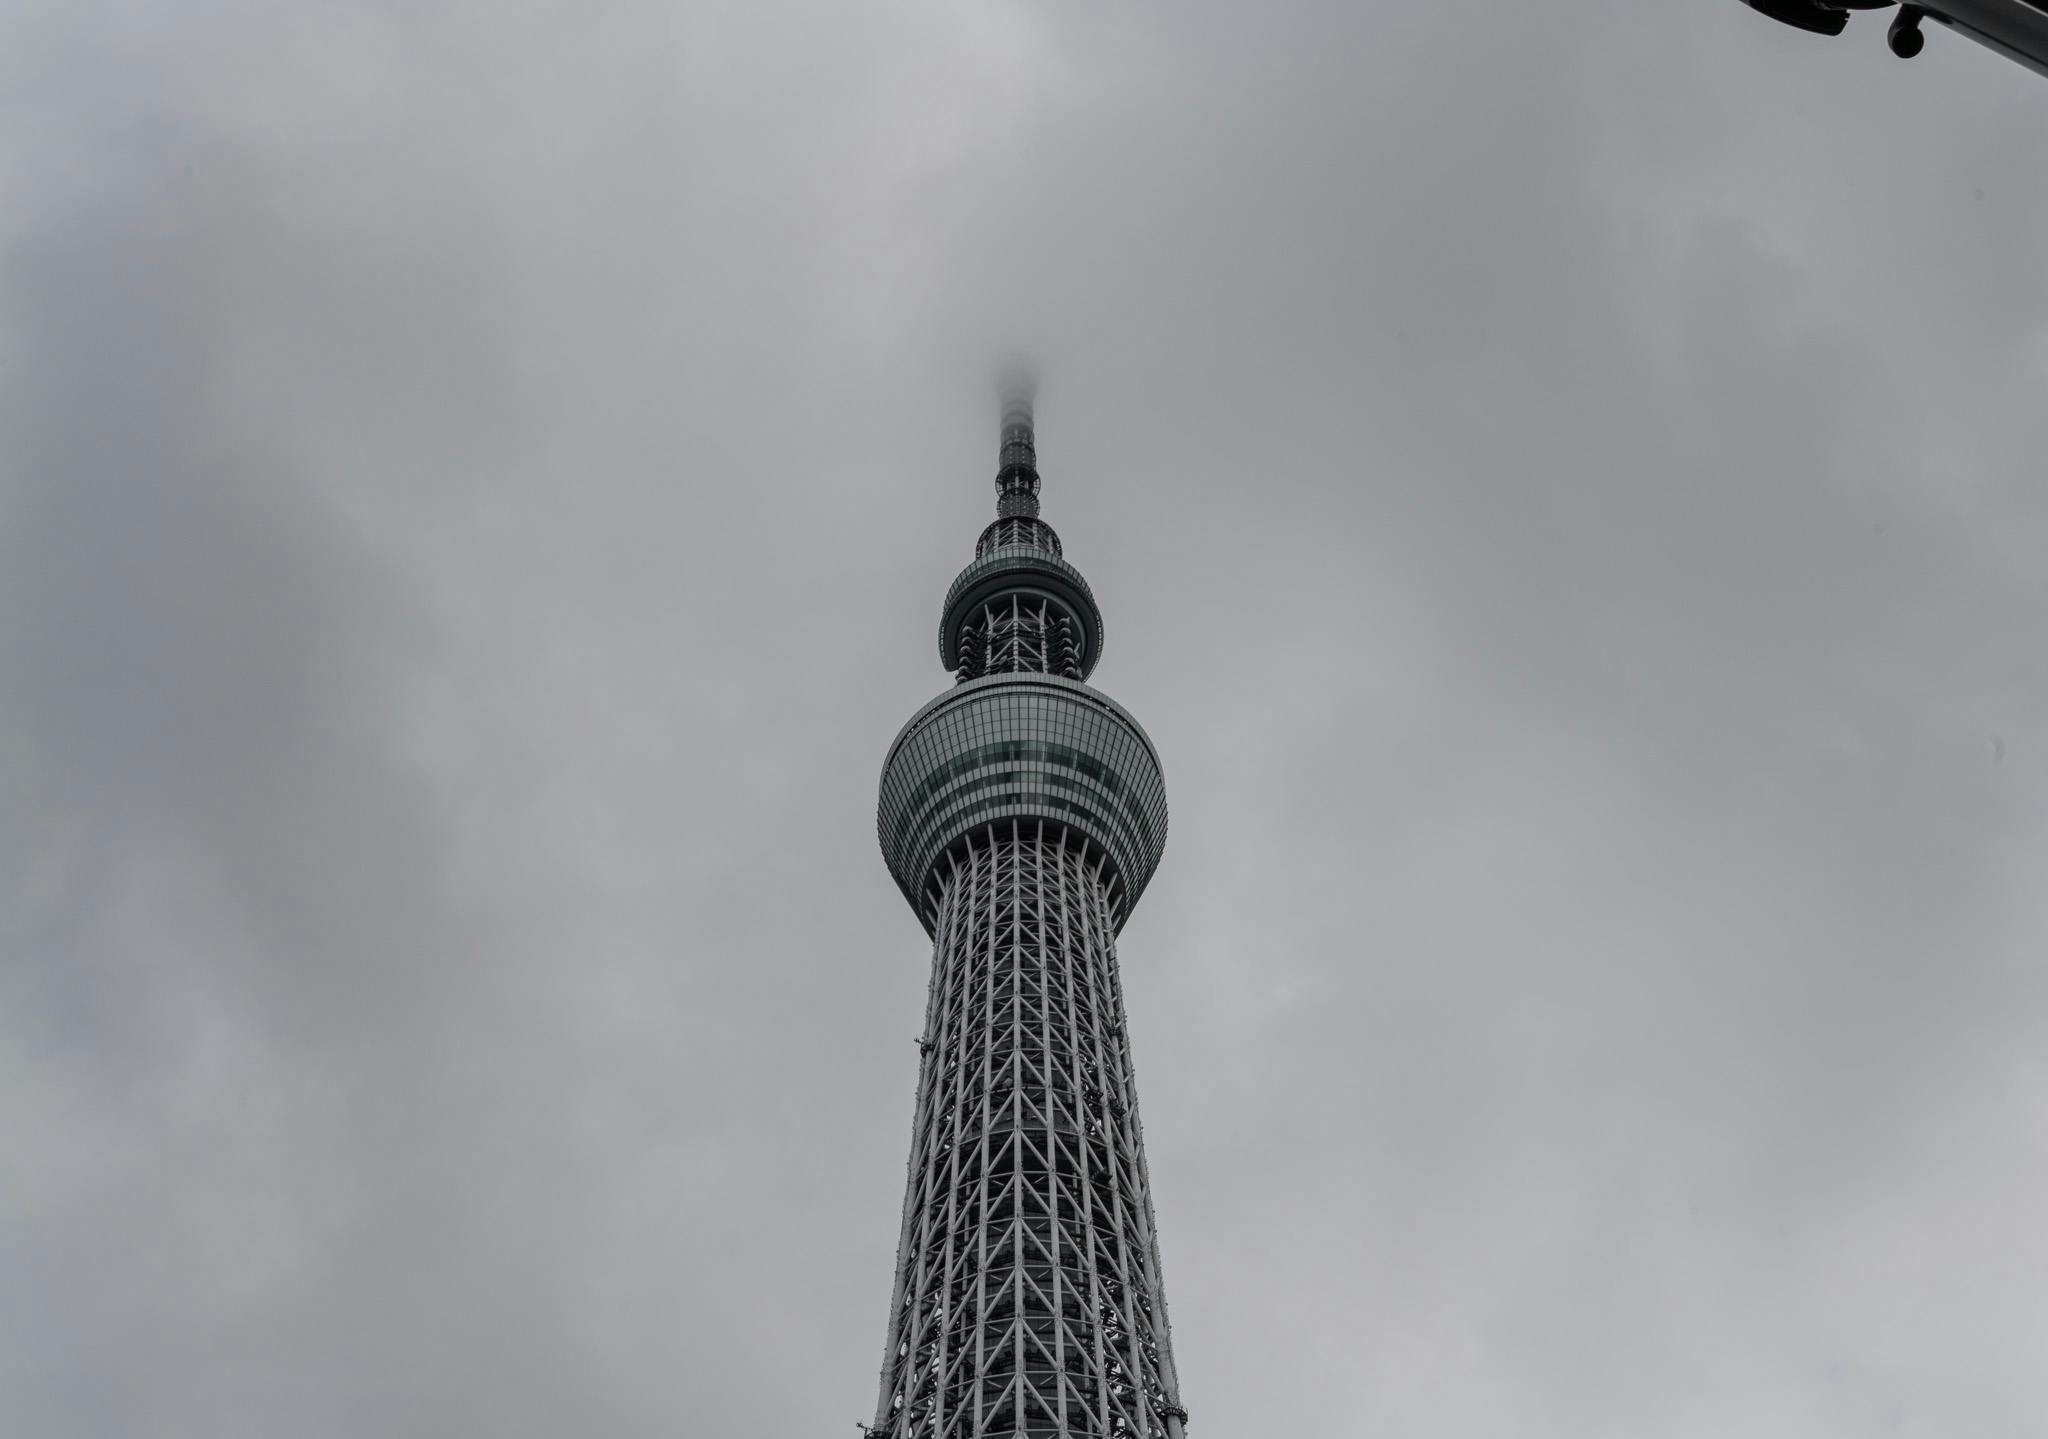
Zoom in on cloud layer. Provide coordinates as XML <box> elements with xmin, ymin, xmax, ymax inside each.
<box><xmin>4</xmin><ymin>2</ymin><xmax>2045</xmax><ymax>1435</ymax></box>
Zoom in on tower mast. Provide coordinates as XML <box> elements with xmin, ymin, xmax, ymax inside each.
<box><xmin>871</xmin><ymin>388</ymin><xmax>1188</xmax><ymax>1438</ymax></box>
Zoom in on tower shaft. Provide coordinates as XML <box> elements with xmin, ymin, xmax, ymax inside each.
<box><xmin>873</xmin><ymin>825</ymin><xmax>1184</xmax><ymax>1438</ymax></box>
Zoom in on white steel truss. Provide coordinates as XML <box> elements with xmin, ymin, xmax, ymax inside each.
<box><xmin>871</xmin><ymin>822</ymin><xmax>1187</xmax><ymax>1439</ymax></box>
<box><xmin>955</xmin><ymin>595</ymin><xmax>1084</xmax><ymax>685</ymax></box>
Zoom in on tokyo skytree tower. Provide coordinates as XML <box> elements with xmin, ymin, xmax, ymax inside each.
<box><xmin>869</xmin><ymin>384</ymin><xmax>1189</xmax><ymax>1439</ymax></box>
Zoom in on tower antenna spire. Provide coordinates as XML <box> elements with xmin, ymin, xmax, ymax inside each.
<box><xmin>996</xmin><ymin>366</ymin><xmax>1040</xmax><ymax>518</ymax></box>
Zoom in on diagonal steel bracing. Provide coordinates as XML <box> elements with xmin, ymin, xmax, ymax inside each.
<box><xmin>873</xmin><ymin>825</ymin><xmax>1185</xmax><ymax>1439</ymax></box>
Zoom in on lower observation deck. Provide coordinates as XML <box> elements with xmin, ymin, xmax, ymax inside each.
<box><xmin>877</xmin><ymin>673</ymin><xmax>1168</xmax><ymax>934</ymax></box>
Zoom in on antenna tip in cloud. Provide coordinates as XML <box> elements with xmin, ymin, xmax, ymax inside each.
<box><xmin>997</xmin><ymin>358</ymin><xmax>1039</xmax><ymax>423</ymax></box>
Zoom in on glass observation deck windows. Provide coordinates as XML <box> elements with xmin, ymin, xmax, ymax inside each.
<box><xmin>877</xmin><ymin>674</ymin><xmax>1168</xmax><ymax>936</ymax></box>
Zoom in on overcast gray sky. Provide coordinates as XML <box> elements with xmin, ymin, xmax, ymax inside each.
<box><xmin>4</xmin><ymin>1</ymin><xmax>2046</xmax><ymax>1435</ymax></box>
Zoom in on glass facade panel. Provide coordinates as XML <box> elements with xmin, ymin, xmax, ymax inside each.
<box><xmin>878</xmin><ymin>674</ymin><xmax>1168</xmax><ymax>935</ymax></box>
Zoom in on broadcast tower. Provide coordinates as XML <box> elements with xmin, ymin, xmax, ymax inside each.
<box><xmin>870</xmin><ymin>385</ymin><xmax>1189</xmax><ymax>1439</ymax></box>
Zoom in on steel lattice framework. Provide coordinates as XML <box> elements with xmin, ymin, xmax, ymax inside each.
<box><xmin>869</xmin><ymin>386</ymin><xmax>1188</xmax><ymax>1439</ymax></box>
